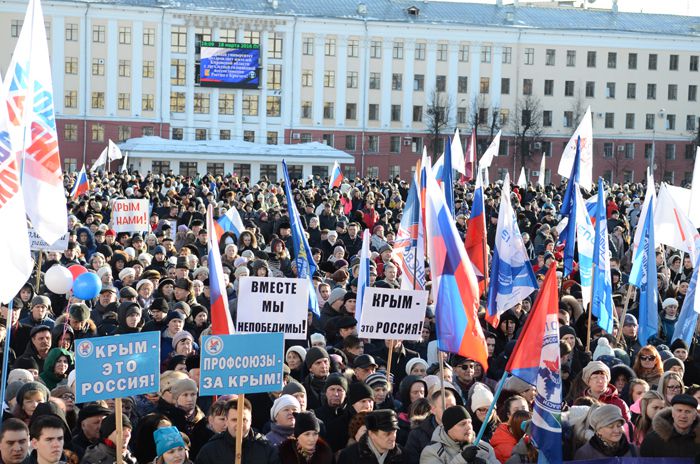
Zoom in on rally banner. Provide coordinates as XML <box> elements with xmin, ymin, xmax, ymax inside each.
<box><xmin>111</xmin><ymin>199</ymin><xmax>149</xmax><ymax>232</ymax></box>
<box><xmin>235</xmin><ymin>277</ymin><xmax>309</xmax><ymax>339</ymax></box>
<box><xmin>28</xmin><ymin>226</ymin><xmax>69</xmax><ymax>252</ymax></box>
<box><xmin>199</xmin><ymin>332</ymin><xmax>285</xmax><ymax>395</ymax></box>
<box><xmin>75</xmin><ymin>332</ymin><xmax>160</xmax><ymax>402</ymax></box>
<box><xmin>358</xmin><ymin>287</ymin><xmax>428</xmax><ymax>341</ymax></box>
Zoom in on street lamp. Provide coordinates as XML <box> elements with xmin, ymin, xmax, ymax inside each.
<box><xmin>650</xmin><ymin>108</ymin><xmax>665</xmax><ymax>180</ymax></box>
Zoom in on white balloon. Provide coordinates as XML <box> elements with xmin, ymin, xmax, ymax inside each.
<box><xmin>45</xmin><ymin>265</ymin><xmax>73</xmax><ymax>294</ymax></box>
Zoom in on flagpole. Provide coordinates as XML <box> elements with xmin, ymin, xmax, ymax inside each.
<box><xmin>386</xmin><ymin>340</ymin><xmax>395</xmax><ymax>383</ymax></box>
<box><xmin>586</xmin><ymin>263</ymin><xmax>596</xmax><ymax>353</ymax></box>
<box><xmin>437</xmin><ymin>344</ymin><xmax>446</xmax><ymax>412</ymax></box>
<box><xmin>615</xmin><ymin>285</ymin><xmax>635</xmax><ymax>345</ymax></box>
<box><xmin>475</xmin><ymin>371</ymin><xmax>508</xmax><ymax>444</ymax></box>
<box><xmin>35</xmin><ymin>252</ymin><xmax>42</xmax><ymax>290</ymax></box>
<box><xmin>235</xmin><ymin>394</ymin><xmax>245</xmax><ymax>464</ymax></box>
<box><xmin>0</xmin><ymin>301</ymin><xmax>15</xmax><ymax>422</ymax></box>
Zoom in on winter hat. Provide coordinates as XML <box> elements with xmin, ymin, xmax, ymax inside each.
<box><xmin>623</xmin><ymin>314</ymin><xmax>638</xmax><ymax>327</ymax></box>
<box><xmin>588</xmin><ymin>404</ymin><xmax>623</xmax><ymax>431</ymax></box>
<box><xmin>309</xmin><ymin>333</ymin><xmax>326</xmax><ymax>346</ymax></box>
<box><xmin>7</xmin><ymin>368</ymin><xmax>33</xmax><ymax>385</ymax></box>
<box><xmin>100</xmin><ymin>413</ymin><xmax>132</xmax><ymax>439</ymax></box>
<box><xmin>662</xmin><ymin>298</ymin><xmax>679</xmax><ymax>309</ymax></box>
<box><xmin>31</xmin><ymin>295</ymin><xmax>51</xmax><ymax>308</ymax></box>
<box><xmin>69</xmin><ymin>303</ymin><xmax>90</xmax><ymax>322</ymax></box>
<box><xmin>154</xmin><ymin>426</ymin><xmax>186</xmax><ymax>457</ymax></box>
<box><xmin>304</xmin><ymin>346</ymin><xmax>329</xmax><ymax>369</ymax></box>
<box><xmin>159</xmin><ymin>371</ymin><xmax>189</xmax><ymax>396</ymax></box>
<box><xmin>172</xmin><ymin>331</ymin><xmax>194</xmax><ymax>349</ymax></box>
<box><xmin>658</xmin><ymin>350</ymin><xmax>674</xmax><ymax>362</ymax></box>
<box><xmin>324</xmin><ymin>373</ymin><xmax>349</xmax><ymax>393</ymax></box>
<box><xmin>5</xmin><ymin>382</ymin><xmax>24</xmax><ymax>403</ymax></box>
<box><xmin>14</xmin><ymin>356</ymin><xmax>40</xmax><ymax>371</ymax></box>
<box><xmin>365</xmin><ymin>373</ymin><xmax>390</xmax><ymax>390</ymax></box>
<box><xmin>348</xmin><ymin>382</ymin><xmax>374</xmax><ymax>405</ymax></box>
<box><xmin>136</xmin><ymin>279</ymin><xmax>153</xmax><ymax>291</ymax></box>
<box><xmin>469</xmin><ymin>382</ymin><xmax>494</xmax><ymax>413</ymax></box>
<box><xmin>233</xmin><ymin>257</ymin><xmax>248</xmax><ymax>268</ymax></box>
<box><xmin>582</xmin><ymin>361</ymin><xmax>610</xmax><ymax>384</ymax></box>
<box><xmin>327</xmin><ymin>288</ymin><xmax>346</xmax><ymax>306</ymax></box>
<box><xmin>405</xmin><ymin>358</ymin><xmax>429</xmax><ymax>376</ymax></box>
<box><xmin>610</xmin><ymin>364</ymin><xmax>636</xmax><ymax>383</ymax></box>
<box><xmin>119</xmin><ymin>268</ymin><xmax>136</xmax><ymax>281</ymax></box>
<box><xmin>504</xmin><ymin>375</ymin><xmax>532</xmax><ymax>393</ymax></box>
<box><xmin>364</xmin><ymin>410</ymin><xmax>399</xmax><ymax>432</ymax></box>
<box><xmin>286</xmin><ymin>346</ymin><xmax>307</xmax><ymax>363</ymax></box>
<box><xmin>164</xmin><ymin>311</ymin><xmax>185</xmax><ymax>324</ymax></box>
<box><xmin>15</xmin><ymin>382</ymin><xmax>50</xmax><ymax>406</ymax></box>
<box><xmin>270</xmin><ymin>394</ymin><xmax>301</xmax><ymax>421</ymax></box>
<box><xmin>663</xmin><ymin>357</ymin><xmax>685</xmax><ymax>373</ymax></box>
<box><xmin>670</xmin><ymin>339</ymin><xmax>689</xmax><ymax>352</ymax></box>
<box><xmin>671</xmin><ymin>393</ymin><xmax>698</xmax><ymax>409</ymax></box>
<box><xmin>282</xmin><ymin>381</ymin><xmax>306</xmax><ymax>397</ymax></box>
<box><xmin>78</xmin><ymin>404</ymin><xmax>111</xmax><ymax>423</ymax></box>
<box><xmin>170</xmin><ymin>378</ymin><xmax>197</xmax><ymax>402</ymax></box>
<box><xmin>442</xmin><ymin>405</ymin><xmax>470</xmax><ymax>432</ymax></box>
<box><xmin>293</xmin><ymin>411</ymin><xmax>320</xmax><ymax>437</ymax></box>
<box><xmin>593</xmin><ymin>338</ymin><xmax>615</xmax><ymax>361</ymax></box>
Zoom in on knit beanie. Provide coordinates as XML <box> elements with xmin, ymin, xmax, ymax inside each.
<box><xmin>347</xmin><ymin>382</ymin><xmax>374</xmax><ymax>406</ymax></box>
<box><xmin>100</xmin><ymin>413</ymin><xmax>132</xmax><ymax>440</ymax></box>
<box><xmin>469</xmin><ymin>382</ymin><xmax>494</xmax><ymax>413</ymax></box>
<box><xmin>588</xmin><ymin>404</ymin><xmax>623</xmax><ymax>431</ymax></box>
<box><xmin>7</xmin><ymin>368</ymin><xmax>33</xmax><ymax>385</ymax></box>
<box><xmin>170</xmin><ymin>378</ymin><xmax>198</xmax><ymax>402</ymax></box>
<box><xmin>442</xmin><ymin>405</ymin><xmax>470</xmax><ymax>432</ymax></box>
<box><xmin>286</xmin><ymin>345</ymin><xmax>307</xmax><ymax>363</ymax></box>
<box><xmin>327</xmin><ymin>288</ymin><xmax>346</xmax><ymax>306</ymax></box>
<box><xmin>282</xmin><ymin>381</ymin><xmax>306</xmax><ymax>397</ymax></box>
<box><xmin>324</xmin><ymin>373</ymin><xmax>349</xmax><ymax>393</ymax></box>
<box><xmin>270</xmin><ymin>394</ymin><xmax>301</xmax><ymax>421</ymax></box>
<box><xmin>304</xmin><ymin>346</ymin><xmax>329</xmax><ymax>369</ymax></box>
<box><xmin>293</xmin><ymin>411</ymin><xmax>320</xmax><ymax>437</ymax></box>
<box><xmin>172</xmin><ymin>330</ymin><xmax>194</xmax><ymax>349</ymax></box>
<box><xmin>670</xmin><ymin>339</ymin><xmax>689</xmax><ymax>352</ymax></box>
<box><xmin>154</xmin><ymin>426</ymin><xmax>186</xmax><ymax>457</ymax></box>
<box><xmin>582</xmin><ymin>361</ymin><xmax>611</xmax><ymax>384</ymax></box>
<box><xmin>593</xmin><ymin>338</ymin><xmax>615</xmax><ymax>361</ymax></box>
<box><xmin>663</xmin><ymin>357</ymin><xmax>685</xmax><ymax>373</ymax></box>
<box><xmin>309</xmin><ymin>333</ymin><xmax>326</xmax><ymax>346</ymax></box>
<box><xmin>504</xmin><ymin>375</ymin><xmax>532</xmax><ymax>394</ymax></box>
<box><xmin>405</xmin><ymin>358</ymin><xmax>429</xmax><ymax>376</ymax></box>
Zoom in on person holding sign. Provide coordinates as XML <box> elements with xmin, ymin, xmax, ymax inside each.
<box><xmin>194</xmin><ymin>398</ymin><xmax>278</xmax><ymax>464</ymax></box>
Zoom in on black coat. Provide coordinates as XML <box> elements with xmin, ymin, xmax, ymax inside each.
<box><xmin>403</xmin><ymin>415</ymin><xmax>437</xmax><ymax>464</ymax></box>
<box><xmin>278</xmin><ymin>436</ymin><xmax>334</xmax><ymax>464</ymax></box>
<box><xmin>336</xmin><ymin>433</ymin><xmax>404</xmax><ymax>464</ymax></box>
<box><xmin>639</xmin><ymin>407</ymin><xmax>700</xmax><ymax>458</ymax></box>
<box><xmin>195</xmin><ymin>430</ymin><xmax>279</xmax><ymax>464</ymax></box>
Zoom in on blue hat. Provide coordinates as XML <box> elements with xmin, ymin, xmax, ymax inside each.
<box><xmin>154</xmin><ymin>426</ymin><xmax>186</xmax><ymax>457</ymax></box>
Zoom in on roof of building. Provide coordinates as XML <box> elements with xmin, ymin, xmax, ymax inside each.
<box><xmin>119</xmin><ymin>136</ymin><xmax>355</xmax><ymax>162</ymax></box>
<box><xmin>68</xmin><ymin>0</ymin><xmax>700</xmax><ymax>37</ymax></box>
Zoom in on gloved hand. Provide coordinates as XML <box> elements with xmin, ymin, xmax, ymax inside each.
<box><xmin>460</xmin><ymin>445</ymin><xmax>487</xmax><ymax>464</ymax></box>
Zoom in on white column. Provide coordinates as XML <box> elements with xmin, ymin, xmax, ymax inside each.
<box><xmin>251</xmin><ymin>162</ymin><xmax>261</xmax><ymax>184</ymax></box>
<box><xmin>334</xmin><ymin>36</ymin><xmax>348</xmax><ymax>127</ymax></box>
<box><xmin>401</xmin><ymin>39</ymin><xmax>415</xmax><ymax>130</ymax></box>
<box><xmin>380</xmin><ymin>40</ymin><xmax>392</xmax><ymax>128</ymax></box>
<box><xmin>106</xmin><ymin>19</ymin><xmax>118</xmax><ymax>116</ymax></box>
<box><xmin>447</xmin><ymin>40</ymin><xmax>459</xmax><ymax>129</ymax></box>
<box><xmin>302</xmin><ymin>164</ymin><xmax>312</xmax><ymax>180</ymax></box>
<box><xmin>159</xmin><ymin>21</ymin><xmax>171</xmax><ymax>126</ymax></box>
<box><xmin>258</xmin><ymin>30</ymin><xmax>269</xmax><ymax>141</ymax></box>
<box><xmin>52</xmin><ymin>16</ymin><xmax>64</xmax><ymax>114</ymax></box>
<box><xmin>185</xmin><ymin>24</ymin><xmax>196</xmax><ymax>140</ymax></box>
<box><xmin>491</xmin><ymin>45</ymin><xmax>503</xmax><ymax>110</ymax></box>
<box><xmin>288</xmin><ymin>29</ymin><xmax>301</xmax><ymax>127</ymax></box>
<box><xmin>81</xmin><ymin>15</ymin><xmax>90</xmax><ymax>118</ymax></box>
<box><xmin>234</xmin><ymin>28</ymin><xmax>245</xmax><ymax>141</ymax></box>
<box><xmin>197</xmin><ymin>160</ymin><xmax>207</xmax><ymax>174</ymax></box>
<box><xmin>358</xmin><ymin>37</ymin><xmax>369</xmax><ymax>128</ymax></box>
<box><xmin>131</xmin><ymin>21</ymin><xmax>144</xmax><ymax>118</ymax></box>
<box><xmin>469</xmin><ymin>43</ymin><xmax>481</xmax><ymax>110</ymax></box>
<box><xmin>425</xmin><ymin>40</ymin><xmax>437</xmax><ymax>98</ymax></box>
<box><xmin>209</xmin><ymin>27</ymin><xmax>221</xmax><ymax>139</ymax></box>
<box><xmin>312</xmin><ymin>33</ymin><xmax>325</xmax><ymax>126</ymax></box>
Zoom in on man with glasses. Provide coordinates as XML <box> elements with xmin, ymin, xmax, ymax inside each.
<box><xmin>452</xmin><ymin>355</ymin><xmax>495</xmax><ymax>403</ymax></box>
<box><xmin>641</xmin><ymin>394</ymin><xmax>700</xmax><ymax>457</ymax></box>
<box><xmin>581</xmin><ymin>360</ymin><xmax>630</xmax><ymax>422</ymax></box>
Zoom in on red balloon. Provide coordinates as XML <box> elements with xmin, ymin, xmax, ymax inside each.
<box><xmin>68</xmin><ymin>265</ymin><xmax>88</xmax><ymax>281</ymax></box>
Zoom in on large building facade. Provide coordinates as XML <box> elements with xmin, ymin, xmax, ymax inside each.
<box><xmin>1</xmin><ymin>0</ymin><xmax>699</xmax><ymax>182</ymax></box>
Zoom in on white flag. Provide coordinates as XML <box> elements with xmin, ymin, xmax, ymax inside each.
<box><xmin>517</xmin><ymin>167</ymin><xmax>527</xmax><ymax>188</ymax></box>
<box><xmin>0</xmin><ymin>72</ymin><xmax>33</xmax><ymax>304</ymax></box>
<box><xmin>537</xmin><ymin>154</ymin><xmax>546</xmax><ymax>188</ymax></box>
<box><xmin>479</xmin><ymin>130</ymin><xmax>501</xmax><ymax>169</ymax></box>
<box><xmin>451</xmin><ymin>128</ymin><xmax>466</xmax><ymax>175</ymax></box>
<box><xmin>4</xmin><ymin>0</ymin><xmax>68</xmax><ymax>244</ymax></box>
<box><xmin>91</xmin><ymin>139</ymin><xmax>122</xmax><ymax>171</ymax></box>
<box><xmin>558</xmin><ymin>107</ymin><xmax>593</xmax><ymax>190</ymax></box>
<box><xmin>655</xmin><ymin>183</ymin><xmax>700</xmax><ymax>264</ymax></box>
<box><xmin>690</xmin><ymin>147</ymin><xmax>700</xmax><ymax>227</ymax></box>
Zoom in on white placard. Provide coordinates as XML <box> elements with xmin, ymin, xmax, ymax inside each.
<box><xmin>28</xmin><ymin>226</ymin><xmax>69</xmax><ymax>252</ymax></box>
<box><xmin>235</xmin><ymin>277</ymin><xmax>309</xmax><ymax>339</ymax></box>
<box><xmin>111</xmin><ymin>199</ymin><xmax>149</xmax><ymax>233</ymax></box>
<box><xmin>358</xmin><ymin>287</ymin><xmax>428</xmax><ymax>341</ymax></box>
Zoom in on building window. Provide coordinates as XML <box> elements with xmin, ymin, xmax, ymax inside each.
<box><xmin>267</xmin><ymin>65</ymin><xmax>282</xmax><ymax>90</ymax></box>
<box><xmin>93</xmin><ymin>25</ymin><xmax>105</xmax><ymax>43</ymax></box>
<box><xmin>143</xmin><ymin>27</ymin><xmax>155</xmax><ymax>46</ymax></box>
<box><xmin>628</xmin><ymin>53</ymin><xmax>637</xmax><ymax>69</ymax></box>
<box><xmin>388</xmin><ymin>73</ymin><xmax>401</xmax><ymax>91</ymax></box>
<box><xmin>267</xmin><ymin>32</ymin><xmax>283</xmax><ymax>59</ymax></box>
<box><xmin>523</xmin><ymin>79</ymin><xmax>533</xmax><ymax>96</ymax></box>
<box><xmin>413</xmin><ymin>74</ymin><xmax>424</xmax><ymax>91</ymax></box>
<box><xmin>436</xmin><ymin>75</ymin><xmax>446</xmax><ymax>92</ymax></box>
<box><xmin>323</xmin><ymin>102</ymin><xmax>334</xmax><ymax>119</ymax></box>
<box><xmin>563</xmin><ymin>111</ymin><xmax>573</xmax><ymax>128</ymax></box>
<box><xmin>370</xmin><ymin>41</ymin><xmax>382</xmax><ymax>59</ymax></box>
<box><xmin>480</xmin><ymin>77</ymin><xmax>489</xmax><ymax>94</ymax></box>
<box><xmin>118</xmin><ymin>93</ymin><xmax>130</xmax><ymax>110</ymax></box>
<box><xmin>666</xmin><ymin>144</ymin><xmax>676</xmax><ymax>160</ymax></box>
<box><xmin>606</xmin><ymin>82</ymin><xmax>615</xmax><ymax>98</ymax></box>
<box><xmin>118</xmin><ymin>60</ymin><xmax>130</xmax><ymax>77</ymax></box>
<box><xmin>411</xmin><ymin>137</ymin><xmax>423</xmax><ymax>153</ymax></box>
<box><xmin>481</xmin><ymin>46</ymin><xmax>491</xmax><ymax>63</ymax></box>
<box><xmin>234</xmin><ymin>163</ymin><xmax>252</xmax><ymax>178</ymax></box>
<box><xmin>648</xmin><ymin>53</ymin><xmax>657</xmax><ymax>70</ymax></box>
<box><xmin>179</xmin><ymin>161</ymin><xmax>197</xmax><ymax>176</ymax></box>
<box><xmin>502</xmin><ymin>47</ymin><xmax>512</xmax><ymax>64</ymax></box>
<box><xmin>301</xmin><ymin>70</ymin><xmax>313</xmax><ymax>87</ymax></box>
<box><xmin>171</xmin><ymin>26</ymin><xmax>186</xmax><ymax>53</ymax></box>
<box><xmin>603</xmin><ymin>143</ymin><xmax>613</xmax><ymax>158</ymax></box>
<box><xmin>218</xmin><ymin>130</ymin><xmax>230</xmax><ymax>140</ymax></box>
<box><xmin>644</xmin><ymin>143</ymin><xmax>653</xmax><ymax>159</ymax></box>
<box><xmin>117</xmin><ymin>125</ymin><xmax>131</xmax><ymax>142</ymax></box>
<box><xmin>368</xmin><ymin>136</ymin><xmax>379</xmax><ymax>152</ymax></box>
<box><xmin>301</xmin><ymin>101</ymin><xmax>312</xmax><ymax>119</ymax></box>
<box><xmin>415</xmin><ymin>42</ymin><xmax>426</xmax><ymax>60</ymax></box>
<box><xmin>300</xmin><ymin>133</ymin><xmax>312</xmax><ymax>143</ymax></box>
<box><xmin>366</xmin><ymin>166</ymin><xmax>379</xmax><ymax>178</ymax></box>
<box><xmin>65</xmin><ymin>23</ymin><xmax>78</xmax><ymax>41</ymax></box>
<box><xmin>457</xmin><ymin>107</ymin><xmax>467</xmax><ymax>124</ymax></box>
<box><xmin>91</xmin><ymin>92</ymin><xmax>104</xmax><ymax>109</ymax></box>
<box><xmin>345</xmin><ymin>135</ymin><xmax>356</xmax><ymax>150</ymax></box>
<box><xmin>347</xmin><ymin>71</ymin><xmax>358</xmax><ymax>89</ymax></box>
<box><xmin>64</xmin><ymin>90</ymin><xmax>77</xmax><ymax>108</ymax></box>
<box><xmin>11</xmin><ymin>19</ymin><xmax>23</xmax><ymax>38</ymax></box>
<box><xmin>260</xmin><ymin>164</ymin><xmax>277</xmax><ymax>179</ymax></box>
<box><xmin>668</xmin><ymin>84</ymin><xmax>678</xmax><ymax>100</ymax></box>
<box><xmin>193</xmin><ymin>93</ymin><xmax>209</xmax><ymax>114</ymax></box>
<box><xmin>585</xmin><ymin>81</ymin><xmax>595</xmax><ymax>98</ymax></box>
<box><xmin>647</xmin><ymin>83</ymin><xmax>656</xmax><ymax>99</ymax></box>
<box><xmin>566</xmin><ymin>50</ymin><xmax>575</xmax><ymax>66</ymax></box>
<box><xmin>478</xmin><ymin>108</ymin><xmax>488</xmax><ymax>125</ymax></box>
<box><xmin>242</xmin><ymin>130</ymin><xmax>254</xmax><ymax>142</ymax></box>
<box><xmin>645</xmin><ymin>114</ymin><xmax>655</xmax><ymax>130</ymax></box>
<box><xmin>63</xmin><ymin>123</ymin><xmax>78</xmax><ymax>141</ymax></box>
<box><xmin>436</xmin><ymin>43</ymin><xmax>448</xmax><ymax>61</ymax></box>
<box><xmin>457</xmin><ymin>76</ymin><xmax>468</xmax><ymax>94</ymax></box>
<box><xmin>565</xmin><ymin>81</ymin><xmax>574</xmax><ymax>97</ymax></box>
<box><xmin>92</xmin><ymin>58</ymin><xmax>104</xmax><ymax>76</ymax></box>
<box><xmin>545</xmin><ymin>49</ymin><xmax>555</xmax><ymax>66</ymax></box>
<box><xmin>524</xmin><ymin>48</ymin><xmax>534</xmax><ymax>65</ymax></box>
<box><xmin>689</xmin><ymin>85</ymin><xmax>697</xmax><ymax>101</ymax></box>
<box><xmin>324</xmin><ymin>37</ymin><xmax>336</xmax><ymax>56</ymax></box>
<box><xmin>625</xmin><ymin>113</ymin><xmax>635</xmax><ymax>129</ymax></box>
<box><xmin>65</xmin><ymin>57</ymin><xmax>78</xmax><ymax>75</ymax></box>
<box><xmin>242</xmin><ymin>30</ymin><xmax>259</xmax><ymax>44</ymax></box>
<box><xmin>627</xmin><ymin>83</ymin><xmax>636</xmax><ymax>99</ymax></box>
<box><xmin>393</xmin><ymin>41</ymin><xmax>404</xmax><ymax>59</ymax></box>
<box><xmin>91</xmin><ymin>123</ymin><xmax>104</xmax><ymax>142</ymax></box>
<box><xmin>171</xmin><ymin>59</ymin><xmax>186</xmax><ymax>85</ymax></box>
<box><xmin>669</xmin><ymin>54</ymin><xmax>679</xmax><ymax>71</ymax></box>
<box><xmin>119</xmin><ymin>26</ymin><xmax>131</xmax><ymax>44</ymax></box>
<box><xmin>266</xmin><ymin>96</ymin><xmax>281</xmax><ymax>117</ymax></box>
<box><xmin>604</xmin><ymin>112</ymin><xmax>614</xmax><ymax>128</ymax></box>
<box><xmin>171</xmin><ymin>128</ymin><xmax>183</xmax><ymax>140</ymax></box>
<box><xmin>521</xmin><ymin>110</ymin><xmax>531</xmax><ymax>126</ymax></box>
<box><xmin>368</xmin><ymin>104</ymin><xmax>379</xmax><ymax>121</ymax></box>
<box><xmin>459</xmin><ymin>44</ymin><xmax>469</xmax><ymax>62</ymax></box>
<box><xmin>501</xmin><ymin>78</ymin><xmax>510</xmax><ymax>95</ymax></box>
<box><xmin>391</xmin><ymin>105</ymin><xmax>401</xmax><ymax>122</ymax></box>
<box><xmin>624</xmin><ymin>144</ymin><xmax>634</xmax><ymax>158</ymax></box>
<box><xmin>141</xmin><ymin>126</ymin><xmax>154</xmax><ymax>136</ymax></box>
<box><xmin>607</xmin><ymin>52</ymin><xmax>617</xmax><ymax>68</ymax></box>
<box><xmin>347</xmin><ymin>39</ymin><xmax>359</xmax><ymax>57</ymax></box>
<box><xmin>302</xmin><ymin>36</ymin><xmax>313</xmax><ymax>55</ymax></box>
<box><xmin>687</xmin><ymin>144</ymin><xmax>697</xmax><ymax>159</ymax></box>
<box><xmin>264</xmin><ymin>131</ymin><xmax>278</xmax><ymax>145</ymax></box>
<box><xmin>242</xmin><ymin>95</ymin><xmax>258</xmax><ymax>116</ymax></box>
<box><xmin>666</xmin><ymin>114</ymin><xmax>676</xmax><ymax>130</ymax></box>
<box><xmin>205</xmin><ymin>163</ymin><xmax>223</xmax><ymax>177</ymax></box>
<box><xmin>543</xmin><ymin>79</ymin><xmax>553</xmax><ymax>96</ymax></box>
<box><xmin>143</xmin><ymin>61</ymin><xmax>155</xmax><ymax>78</ymax></box>
<box><xmin>390</xmin><ymin>136</ymin><xmax>401</xmax><ymax>153</ymax></box>
<box><xmin>543</xmin><ymin>110</ymin><xmax>552</xmax><ymax>127</ymax></box>
<box><xmin>170</xmin><ymin>92</ymin><xmax>185</xmax><ymax>113</ymax></box>
<box><xmin>691</xmin><ymin>55</ymin><xmax>699</xmax><ymax>71</ymax></box>
<box><xmin>687</xmin><ymin>115</ymin><xmax>697</xmax><ymax>131</ymax></box>
<box><xmin>587</xmin><ymin>51</ymin><xmax>596</xmax><ymax>67</ymax></box>
<box><xmin>412</xmin><ymin>105</ymin><xmax>422</xmax><ymax>122</ymax></box>
<box><xmin>323</xmin><ymin>70</ymin><xmax>335</xmax><ymax>88</ymax></box>
<box><xmin>369</xmin><ymin>73</ymin><xmax>381</xmax><ymax>90</ymax></box>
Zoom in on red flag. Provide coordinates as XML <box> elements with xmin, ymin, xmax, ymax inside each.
<box><xmin>463</xmin><ymin>127</ymin><xmax>477</xmax><ymax>181</ymax></box>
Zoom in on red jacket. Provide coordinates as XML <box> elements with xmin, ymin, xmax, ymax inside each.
<box><xmin>587</xmin><ymin>384</ymin><xmax>631</xmax><ymax>423</ymax></box>
<box><xmin>490</xmin><ymin>423</ymin><xmax>517</xmax><ymax>464</ymax></box>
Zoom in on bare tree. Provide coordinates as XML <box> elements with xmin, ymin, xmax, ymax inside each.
<box><xmin>489</xmin><ymin>105</ymin><xmax>502</xmax><ymax>140</ymax></box>
<box><xmin>571</xmin><ymin>89</ymin><xmax>586</xmax><ymax>130</ymax></box>
<box><xmin>510</xmin><ymin>95</ymin><xmax>544</xmax><ymax>172</ymax></box>
<box><xmin>424</xmin><ymin>90</ymin><xmax>453</xmax><ymax>161</ymax></box>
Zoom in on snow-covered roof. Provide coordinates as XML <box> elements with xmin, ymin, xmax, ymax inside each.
<box><xmin>119</xmin><ymin>136</ymin><xmax>355</xmax><ymax>163</ymax></box>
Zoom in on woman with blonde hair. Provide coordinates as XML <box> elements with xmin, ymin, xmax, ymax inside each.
<box><xmin>658</xmin><ymin>371</ymin><xmax>685</xmax><ymax>405</ymax></box>
<box><xmin>632</xmin><ymin>390</ymin><xmax>665</xmax><ymax>446</ymax></box>
<box><xmin>632</xmin><ymin>345</ymin><xmax>664</xmax><ymax>388</ymax></box>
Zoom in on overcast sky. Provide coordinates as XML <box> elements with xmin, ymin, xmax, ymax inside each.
<box><xmin>451</xmin><ymin>0</ymin><xmax>700</xmax><ymax>16</ymax></box>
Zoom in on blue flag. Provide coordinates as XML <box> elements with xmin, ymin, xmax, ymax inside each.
<box><xmin>592</xmin><ymin>178</ymin><xmax>614</xmax><ymax>334</ymax></box>
<box><xmin>355</xmin><ymin>229</ymin><xmax>371</xmax><ymax>325</ymax></box>
<box><xmin>559</xmin><ymin>137</ymin><xmax>581</xmax><ymax>276</ymax></box>
<box><xmin>560</xmin><ymin>137</ymin><xmax>581</xmax><ymax>217</ymax></box>
<box><xmin>628</xmin><ymin>200</ymin><xmax>658</xmax><ymax>346</ymax></box>
<box><xmin>673</xmin><ymin>253</ymin><xmax>700</xmax><ymax>346</ymax></box>
<box><xmin>442</xmin><ymin>136</ymin><xmax>455</xmax><ymax>215</ymax></box>
<box><xmin>282</xmin><ymin>160</ymin><xmax>320</xmax><ymax>317</ymax></box>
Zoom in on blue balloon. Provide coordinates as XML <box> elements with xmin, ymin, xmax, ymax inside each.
<box><xmin>72</xmin><ymin>272</ymin><xmax>102</xmax><ymax>300</ymax></box>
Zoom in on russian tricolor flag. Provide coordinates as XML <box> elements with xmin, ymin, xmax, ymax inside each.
<box><xmin>212</xmin><ymin>205</ymin><xmax>245</xmax><ymax>241</ymax></box>
<box><xmin>70</xmin><ymin>166</ymin><xmax>89</xmax><ymax>199</ymax></box>
<box><xmin>465</xmin><ymin>173</ymin><xmax>487</xmax><ymax>296</ymax></box>
<box><xmin>206</xmin><ymin>204</ymin><xmax>235</xmax><ymax>335</ymax></box>
<box><xmin>329</xmin><ymin>161</ymin><xmax>344</xmax><ymax>188</ymax></box>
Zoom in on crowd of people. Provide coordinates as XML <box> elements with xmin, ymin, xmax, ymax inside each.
<box><xmin>1</xmin><ymin>168</ymin><xmax>700</xmax><ymax>464</ymax></box>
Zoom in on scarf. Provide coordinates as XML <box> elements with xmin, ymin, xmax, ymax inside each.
<box><xmin>590</xmin><ymin>433</ymin><xmax>630</xmax><ymax>457</ymax></box>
